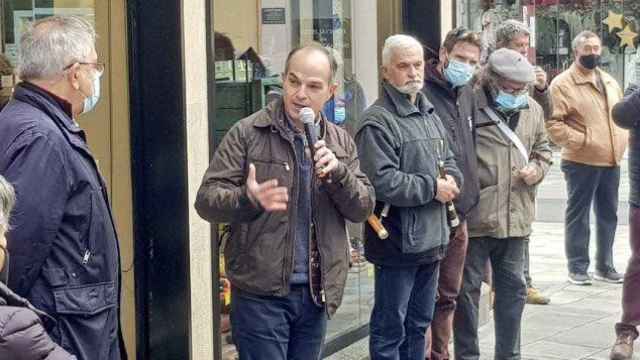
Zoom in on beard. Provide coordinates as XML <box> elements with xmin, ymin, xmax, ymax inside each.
<box><xmin>394</xmin><ymin>80</ymin><xmax>423</xmax><ymax>95</ymax></box>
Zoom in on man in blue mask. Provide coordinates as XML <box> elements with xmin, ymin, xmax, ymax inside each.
<box><xmin>422</xmin><ymin>27</ymin><xmax>482</xmax><ymax>360</ymax></box>
<box><xmin>453</xmin><ymin>48</ymin><xmax>552</xmax><ymax>360</ymax></box>
<box><xmin>0</xmin><ymin>16</ymin><xmax>125</xmax><ymax>360</ymax></box>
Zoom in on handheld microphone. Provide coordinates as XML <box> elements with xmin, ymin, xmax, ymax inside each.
<box><xmin>300</xmin><ymin>107</ymin><xmax>318</xmax><ymax>160</ymax></box>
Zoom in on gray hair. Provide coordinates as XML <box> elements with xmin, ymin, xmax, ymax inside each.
<box><xmin>0</xmin><ymin>176</ymin><xmax>15</xmax><ymax>234</ymax></box>
<box><xmin>382</xmin><ymin>34</ymin><xmax>423</xmax><ymax>67</ymax></box>
<box><xmin>572</xmin><ymin>30</ymin><xmax>600</xmax><ymax>51</ymax></box>
<box><xmin>495</xmin><ymin>20</ymin><xmax>530</xmax><ymax>49</ymax></box>
<box><xmin>18</xmin><ymin>15</ymin><xmax>96</xmax><ymax>80</ymax></box>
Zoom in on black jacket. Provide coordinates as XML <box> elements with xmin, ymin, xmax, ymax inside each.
<box><xmin>422</xmin><ymin>63</ymin><xmax>479</xmax><ymax>219</ymax></box>
<box><xmin>0</xmin><ymin>283</ymin><xmax>75</xmax><ymax>359</ymax></box>
<box><xmin>0</xmin><ymin>83</ymin><xmax>125</xmax><ymax>360</ymax></box>
<box><xmin>612</xmin><ymin>83</ymin><xmax>640</xmax><ymax>208</ymax></box>
<box><xmin>356</xmin><ymin>82</ymin><xmax>462</xmax><ymax>266</ymax></box>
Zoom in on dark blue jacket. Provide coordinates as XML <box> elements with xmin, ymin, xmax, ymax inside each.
<box><xmin>0</xmin><ymin>83</ymin><xmax>125</xmax><ymax>360</ymax></box>
<box><xmin>612</xmin><ymin>83</ymin><xmax>640</xmax><ymax>208</ymax></box>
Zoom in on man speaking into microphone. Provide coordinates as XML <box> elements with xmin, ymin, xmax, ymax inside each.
<box><xmin>195</xmin><ymin>45</ymin><xmax>374</xmax><ymax>360</ymax></box>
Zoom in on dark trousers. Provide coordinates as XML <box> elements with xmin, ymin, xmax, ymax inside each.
<box><xmin>454</xmin><ymin>237</ymin><xmax>527</xmax><ymax>360</ymax></box>
<box><xmin>230</xmin><ymin>285</ymin><xmax>327</xmax><ymax>360</ymax></box>
<box><xmin>561</xmin><ymin>160</ymin><xmax>620</xmax><ymax>274</ymax></box>
<box><xmin>523</xmin><ymin>236</ymin><xmax>532</xmax><ymax>287</ymax></box>
<box><xmin>617</xmin><ymin>205</ymin><xmax>640</xmax><ymax>337</ymax></box>
<box><xmin>427</xmin><ymin>222</ymin><xmax>469</xmax><ymax>360</ymax></box>
<box><xmin>369</xmin><ymin>261</ymin><xmax>440</xmax><ymax>360</ymax></box>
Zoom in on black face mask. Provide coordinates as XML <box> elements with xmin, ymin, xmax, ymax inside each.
<box><xmin>579</xmin><ymin>54</ymin><xmax>601</xmax><ymax>70</ymax></box>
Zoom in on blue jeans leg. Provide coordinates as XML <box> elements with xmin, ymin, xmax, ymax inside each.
<box><xmin>288</xmin><ymin>286</ymin><xmax>327</xmax><ymax>360</ymax></box>
<box><xmin>454</xmin><ymin>237</ymin><xmax>491</xmax><ymax>360</ymax></box>
<box><xmin>231</xmin><ymin>285</ymin><xmax>327</xmax><ymax>360</ymax></box>
<box><xmin>562</xmin><ymin>160</ymin><xmax>600</xmax><ymax>274</ymax></box>
<box><xmin>491</xmin><ymin>238</ymin><xmax>527</xmax><ymax>360</ymax></box>
<box><xmin>369</xmin><ymin>262</ymin><xmax>439</xmax><ymax>360</ymax></box>
<box><xmin>593</xmin><ymin>166</ymin><xmax>620</xmax><ymax>272</ymax></box>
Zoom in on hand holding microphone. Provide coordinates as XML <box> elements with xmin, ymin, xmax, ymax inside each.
<box><xmin>300</xmin><ymin>107</ymin><xmax>340</xmax><ymax>179</ymax></box>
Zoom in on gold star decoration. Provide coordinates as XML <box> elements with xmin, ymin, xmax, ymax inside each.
<box><xmin>617</xmin><ymin>25</ymin><xmax>638</xmax><ymax>49</ymax></box>
<box><xmin>602</xmin><ymin>10</ymin><xmax>624</xmax><ymax>33</ymax></box>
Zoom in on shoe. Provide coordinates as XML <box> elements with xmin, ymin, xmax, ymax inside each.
<box><xmin>610</xmin><ymin>332</ymin><xmax>635</xmax><ymax>359</ymax></box>
<box><xmin>595</xmin><ymin>269</ymin><xmax>624</xmax><ymax>284</ymax></box>
<box><xmin>526</xmin><ymin>287</ymin><xmax>550</xmax><ymax>305</ymax></box>
<box><xmin>568</xmin><ymin>272</ymin><xmax>592</xmax><ymax>285</ymax></box>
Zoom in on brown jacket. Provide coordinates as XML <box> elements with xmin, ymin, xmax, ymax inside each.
<box><xmin>547</xmin><ymin>64</ymin><xmax>627</xmax><ymax>166</ymax></box>
<box><xmin>467</xmin><ymin>86</ymin><xmax>552</xmax><ymax>239</ymax></box>
<box><xmin>194</xmin><ymin>99</ymin><xmax>374</xmax><ymax>316</ymax></box>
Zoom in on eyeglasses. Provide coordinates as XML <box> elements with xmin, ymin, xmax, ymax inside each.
<box><xmin>64</xmin><ymin>61</ymin><xmax>105</xmax><ymax>76</ymax></box>
<box><xmin>499</xmin><ymin>83</ymin><xmax>528</xmax><ymax>96</ymax></box>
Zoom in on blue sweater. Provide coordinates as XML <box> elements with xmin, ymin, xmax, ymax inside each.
<box><xmin>290</xmin><ymin>132</ymin><xmax>313</xmax><ymax>284</ymax></box>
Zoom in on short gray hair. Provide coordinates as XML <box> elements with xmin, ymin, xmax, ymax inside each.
<box><xmin>0</xmin><ymin>176</ymin><xmax>15</xmax><ymax>234</ymax></box>
<box><xmin>572</xmin><ymin>30</ymin><xmax>600</xmax><ymax>51</ymax></box>
<box><xmin>495</xmin><ymin>20</ymin><xmax>530</xmax><ymax>49</ymax></box>
<box><xmin>382</xmin><ymin>34</ymin><xmax>423</xmax><ymax>67</ymax></box>
<box><xmin>18</xmin><ymin>15</ymin><xmax>96</xmax><ymax>80</ymax></box>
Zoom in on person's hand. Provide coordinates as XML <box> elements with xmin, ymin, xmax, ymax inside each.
<box><xmin>534</xmin><ymin>66</ymin><xmax>548</xmax><ymax>91</ymax></box>
<box><xmin>246</xmin><ymin>163</ymin><xmax>288</xmax><ymax>211</ymax></box>
<box><xmin>313</xmin><ymin>140</ymin><xmax>340</xmax><ymax>179</ymax></box>
<box><xmin>517</xmin><ymin>165</ymin><xmax>539</xmax><ymax>186</ymax></box>
<box><xmin>435</xmin><ymin>175</ymin><xmax>460</xmax><ymax>203</ymax></box>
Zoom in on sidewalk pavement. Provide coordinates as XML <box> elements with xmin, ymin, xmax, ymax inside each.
<box><xmin>327</xmin><ymin>221</ymin><xmax>637</xmax><ymax>360</ymax></box>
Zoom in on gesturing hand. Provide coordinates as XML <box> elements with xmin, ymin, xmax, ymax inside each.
<box><xmin>534</xmin><ymin>66</ymin><xmax>548</xmax><ymax>91</ymax></box>
<box><xmin>246</xmin><ymin>163</ymin><xmax>289</xmax><ymax>212</ymax></box>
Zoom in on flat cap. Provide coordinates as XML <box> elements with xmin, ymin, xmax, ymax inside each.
<box><xmin>488</xmin><ymin>48</ymin><xmax>535</xmax><ymax>83</ymax></box>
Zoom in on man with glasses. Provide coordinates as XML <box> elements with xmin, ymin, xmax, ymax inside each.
<box><xmin>0</xmin><ymin>16</ymin><xmax>125</xmax><ymax>360</ymax></box>
<box><xmin>547</xmin><ymin>31</ymin><xmax>627</xmax><ymax>286</ymax></box>
<box><xmin>453</xmin><ymin>48</ymin><xmax>551</xmax><ymax>360</ymax></box>
<box><xmin>421</xmin><ymin>27</ymin><xmax>481</xmax><ymax>360</ymax></box>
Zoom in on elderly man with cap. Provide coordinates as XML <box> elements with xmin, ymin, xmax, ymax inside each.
<box><xmin>453</xmin><ymin>48</ymin><xmax>552</xmax><ymax>360</ymax></box>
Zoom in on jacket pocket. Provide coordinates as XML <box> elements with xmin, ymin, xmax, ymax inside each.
<box><xmin>468</xmin><ymin>185</ymin><xmax>499</xmax><ymax>231</ymax></box>
<box><xmin>53</xmin><ymin>282</ymin><xmax>117</xmax><ymax>359</ymax></box>
<box><xmin>400</xmin><ymin>203</ymin><xmax>446</xmax><ymax>254</ymax></box>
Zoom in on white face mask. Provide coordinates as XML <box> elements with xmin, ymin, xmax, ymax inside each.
<box><xmin>81</xmin><ymin>71</ymin><xmax>102</xmax><ymax>114</ymax></box>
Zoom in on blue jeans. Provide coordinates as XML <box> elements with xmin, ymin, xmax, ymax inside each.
<box><xmin>561</xmin><ymin>160</ymin><xmax>620</xmax><ymax>274</ymax></box>
<box><xmin>369</xmin><ymin>261</ymin><xmax>440</xmax><ymax>360</ymax></box>
<box><xmin>230</xmin><ymin>285</ymin><xmax>327</xmax><ymax>360</ymax></box>
<box><xmin>454</xmin><ymin>237</ymin><xmax>527</xmax><ymax>360</ymax></box>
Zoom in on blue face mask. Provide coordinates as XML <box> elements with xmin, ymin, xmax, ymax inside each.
<box><xmin>82</xmin><ymin>72</ymin><xmax>101</xmax><ymax>114</ymax></box>
<box><xmin>443</xmin><ymin>60</ymin><xmax>474</xmax><ymax>88</ymax></box>
<box><xmin>333</xmin><ymin>105</ymin><xmax>346</xmax><ymax>125</ymax></box>
<box><xmin>495</xmin><ymin>90</ymin><xmax>528</xmax><ymax>111</ymax></box>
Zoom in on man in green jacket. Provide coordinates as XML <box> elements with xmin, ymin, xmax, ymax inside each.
<box><xmin>453</xmin><ymin>48</ymin><xmax>552</xmax><ymax>360</ymax></box>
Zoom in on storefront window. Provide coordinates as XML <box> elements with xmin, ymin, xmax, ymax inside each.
<box><xmin>459</xmin><ymin>0</ymin><xmax>640</xmax><ymax>88</ymax></box>
<box><xmin>213</xmin><ymin>0</ymin><xmax>376</xmax><ymax>357</ymax></box>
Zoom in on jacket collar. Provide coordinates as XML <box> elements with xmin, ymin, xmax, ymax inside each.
<box><xmin>254</xmin><ymin>97</ymin><xmax>327</xmax><ymax>140</ymax></box>
<box><xmin>569</xmin><ymin>63</ymin><xmax>611</xmax><ymax>88</ymax></box>
<box><xmin>382</xmin><ymin>81</ymin><xmax>434</xmax><ymax>117</ymax></box>
<box><xmin>425</xmin><ymin>61</ymin><xmax>456</xmax><ymax>99</ymax></box>
<box><xmin>13</xmin><ymin>82</ymin><xmax>93</xmax><ymax>156</ymax></box>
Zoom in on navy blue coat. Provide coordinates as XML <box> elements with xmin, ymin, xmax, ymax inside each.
<box><xmin>0</xmin><ymin>83</ymin><xmax>125</xmax><ymax>360</ymax></box>
<box><xmin>612</xmin><ymin>83</ymin><xmax>640</xmax><ymax>208</ymax></box>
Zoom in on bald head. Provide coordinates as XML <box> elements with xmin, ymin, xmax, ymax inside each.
<box><xmin>284</xmin><ymin>45</ymin><xmax>338</xmax><ymax>83</ymax></box>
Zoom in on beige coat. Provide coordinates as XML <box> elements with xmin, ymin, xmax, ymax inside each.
<box><xmin>547</xmin><ymin>64</ymin><xmax>627</xmax><ymax>166</ymax></box>
<box><xmin>467</xmin><ymin>86</ymin><xmax>552</xmax><ymax>239</ymax></box>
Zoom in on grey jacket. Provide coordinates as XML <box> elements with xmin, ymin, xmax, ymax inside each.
<box><xmin>355</xmin><ymin>82</ymin><xmax>463</xmax><ymax>266</ymax></box>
